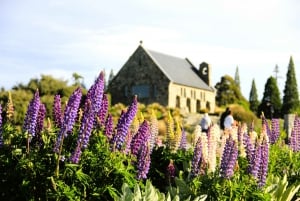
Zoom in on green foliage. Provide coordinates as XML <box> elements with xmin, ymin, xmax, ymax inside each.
<box><xmin>0</xmin><ymin>74</ymin><xmax>87</xmax><ymax>126</ymax></box>
<box><xmin>249</xmin><ymin>79</ymin><xmax>260</xmax><ymax>114</ymax></box>
<box><xmin>258</xmin><ymin>76</ymin><xmax>282</xmax><ymax>119</ymax></box>
<box><xmin>282</xmin><ymin>56</ymin><xmax>300</xmax><ymax>115</ymax></box>
<box><xmin>265</xmin><ymin>174</ymin><xmax>300</xmax><ymax>201</ymax></box>
<box><xmin>2</xmin><ymin>83</ymin><xmax>300</xmax><ymax>200</ymax></box>
<box><xmin>214</xmin><ymin>75</ymin><xmax>247</xmax><ymax>107</ymax></box>
<box><xmin>268</xmin><ymin>141</ymin><xmax>300</xmax><ymax>184</ymax></box>
<box><xmin>230</xmin><ymin>104</ymin><xmax>259</xmax><ymax>126</ymax></box>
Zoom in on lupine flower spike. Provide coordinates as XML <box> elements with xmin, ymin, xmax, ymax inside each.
<box><xmin>270</xmin><ymin>118</ymin><xmax>280</xmax><ymax>144</ymax></box>
<box><xmin>166</xmin><ymin>111</ymin><xmax>175</xmax><ymax>150</ymax></box>
<box><xmin>97</xmin><ymin>94</ymin><xmax>108</xmax><ymax>128</ymax></box>
<box><xmin>112</xmin><ymin>95</ymin><xmax>138</xmax><ymax>151</ymax></box>
<box><xmin>87</xmin><ymin>71</ymin><xmax>105</xmax><ymax>114</ymax></box>
<box><xmin>289</xmin><ymin>116</ymin><xmax>300</xmax><ymax>152</ymax></box>
<box><xmin>104</xmin><ymin>113</ymin><xmax>114</xmax><ymax>142</ymax></box>
<box><xmin>23</xmin><ymin>90</ymin><xmax>41</xmax><ymax>138</ymax></box>
<box><xmin>131</xmin><ymin>120</ymin><xmax>150</xmax><ymax>156</ymax></box>
<box><xmin>136</xmin><ymin>142</ymin><xmax>151</xmax><ymax>180</ymax></box>
<box><xmin>0</xmin><ymin>105</ymin><xmax>3</xmax><ymax>147</ymax></box>
<box><xmin>179</xmin><ymin>127</ymin><xmax>187</xmax><ymax>151</ymax></box>
<box><xmin>6</xmin><ymin>91</ymin><xmax>14</xmax><ymax>121</ymax></box>
<box><xmin>31</xmin><ymin>103</ymin><xmax>46</xmax><ymax>147</ymax></box>
<box><xmin>54</xmin><ymin>87</ymin><xmax>82</xmax><ymax>176</ymax></box>
<box><xmin>191</xmin><ymin>137</ymin><xmax>203</xmax><ymax>177</ymax></box>
<box><xmin>220</xmin><ymin>135</ymin><xmax>238</xmax><ymax>179</ymax></box>
<box><xmin>149</xmin><ymin>110</ymin><xmax>158</xmax><ymax>152</ymax></box>
<box><xmin>70</xmin><ymin>99</ymin><xmax>94</xmax><ymax>163</ymax></box>
<box><xmin>53</xmin><ymin>94</ymin><xmax>63</xmax><ymax>128</ymax></box>
<box><xmin>53</xmin><ymin>87</ymin><xmax>82</xmax><ymax>153</ymax></box>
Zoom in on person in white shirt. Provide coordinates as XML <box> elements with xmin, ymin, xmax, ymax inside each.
<box><xmin>224</xmin><ymin>110</ymin><xmax>235</xmax><ymax>129</ymax></box>
<box><xmin>200</xmin><ymin>113</ymin><xmax>212</xmax><ymax>133</ymax></box>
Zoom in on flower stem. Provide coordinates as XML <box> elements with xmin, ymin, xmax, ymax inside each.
<box><xmin>55</xmin><ymin>133</ymin><xmax>65</xmax><ymax>178</ymax></box>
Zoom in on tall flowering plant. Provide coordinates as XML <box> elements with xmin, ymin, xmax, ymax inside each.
<box><xmin>0</xmin><ymin>104</ymin><xmax>3</xmax><ymax>147</ymax></box>
<box><xmin>53</xmin><ymin>94</ymin><xmax>63</xmax><ymax>128</ymax></box>
<box><xmin>220</xmin><ymin>135</ymin><xmax>238</xmax><ymax>179</ymax></box>
<box><xmin>70</xmin><ymin>72</ymin><xmax>105</xmax><ymax>163</ymax></box>
<box><xmin>23</xmin><ymin>90</ymin><xmax>41</xmax><ymax>153</ymax></box>
<box><xmin>111</xmin><ymin>96</ymin><xmax>138</xmax><ymax>151</ymax></box>
<box><xmin>289</xmin><ymin>116</ymin><xmax>300</xmax><ymax>152</ymax></box>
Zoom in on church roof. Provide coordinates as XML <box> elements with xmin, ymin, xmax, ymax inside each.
<box><xmin>144</xmin><ymin>47</ymin><xmax>213</xmax><ymax>91</ymax></box>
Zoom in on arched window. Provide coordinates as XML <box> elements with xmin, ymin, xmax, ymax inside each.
<box><xmin>176</xmin><ymin>96</ymin><xmax>180</xmax><ymax>108</ymax></box>
<box><xmin>196</xmin><ymin>100</ymin><xmax>201</xmax><ymax>113</ymax></box>
<box><xmin>186</xmin><ymin>98</ymin><xmax>191</xmax><ymax>112</ymax></box>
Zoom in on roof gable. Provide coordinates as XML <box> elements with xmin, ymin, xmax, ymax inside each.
<box><xmin>143</xmin><ymin>47</ymin><xmax>213</xmax><ymax>91</ymax></box>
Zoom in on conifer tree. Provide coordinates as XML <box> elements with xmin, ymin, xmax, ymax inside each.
<box><xmin>234</xmin><ymin>66</ymin><xmax>241</xmax><ymax>90</ymax></box>
<box><xmin>258</xmin><ymin>76</ymin><xmax>282</xmax><ymax>119</ymax></box>
<box><xmin>281</xmin><ymin>56</ymin><xmax>300</xmax><ymax>114</ymax></box>
<box><xmin>249</xmin><ymin>79</ymin><xmax>259</xmax><ymax>113</ymax></box>
<box><xmin>108</xmin><ymin>69</ymin><xmax>114</xmax><ymax>85</ymax></box>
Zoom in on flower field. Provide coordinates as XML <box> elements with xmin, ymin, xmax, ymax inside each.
<box><xmin>1</xmin><ymin>71</ymin><xmax>300</xmax><ymax>201</ymax></box>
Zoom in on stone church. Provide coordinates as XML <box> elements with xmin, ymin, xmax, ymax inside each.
<box><xmin>107</xmin><ymin>42</ymin><xmax>216</xmax><ymax>113</ymax></box>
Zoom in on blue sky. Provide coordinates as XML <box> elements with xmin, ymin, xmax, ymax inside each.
<box><xmin>1</xmin><ymin>0</ymin><xmax>299</xmax><ymax>100</ymax></box>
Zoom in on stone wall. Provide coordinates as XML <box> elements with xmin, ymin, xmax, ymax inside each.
<box><xmin>108</xmin><ymin>46</ymin><xmax>170</xmax><ymax>106</ymax></box>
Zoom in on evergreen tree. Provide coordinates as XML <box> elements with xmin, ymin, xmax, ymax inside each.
<box><xmin>249</xmin><ymin>79</ymin><xmax>259</xmax><ymax>113</ymax></box>
<box><xmin>234</xmin><ymin>66</ymin><xmax>241</xmax><ymax>90</ymax></box>
<box><xmin>258</xmin><ymin>76</ymin><xmax>282</xmax><ymax>119</ymax></box>
<box><xmin>108</xmin><ymin>69</ymin><xmax>114</xmax><ymax>85</ymax></box>
<box><xmin>281</xmin><ymin>56</ymin><xmax>300</xmax><ymax>114</ymax></box>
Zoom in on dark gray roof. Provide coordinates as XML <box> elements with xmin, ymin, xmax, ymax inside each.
<box><xmin>145</xmin><ymin>48</ymin><xmax>213</xmax><ymax>91</ymax></box>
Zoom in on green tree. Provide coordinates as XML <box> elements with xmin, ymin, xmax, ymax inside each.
<box><xmin>258</xmin><ymin>76</ymin><xmax>282</xmax><ymax>119</ymax></box>
<box><xmin>234</xmin><ymin>66</ymin><xmax>241</xmax><ymax>90</ymax></box>
<box><xmin>249</xmin><ymin>79</ymin><xmax>260</xmax><ymax>113</ymax></box>
<box><xmin>281</xmin><ymin>56</ymin><xmax>300</xmax><ymax>114</ymax></box>
<box><xmin>215</xmin><ymin>75</ymin><xmax>247</xmax><ymax>106</ymax></box>
<box><xmin>108</xmin><ymin>69</ymin><xmax>114</xmax><ymax>85</ymax></box>
<box><xmin>0</xmin><ymin>74</ymin><xmax>86</xmax><ymax>125</ymax></box>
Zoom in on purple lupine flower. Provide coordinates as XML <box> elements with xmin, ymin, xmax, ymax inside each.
<box><xmin>0</xmin><ymin>105</ymin><xmax>3</xmax><ymax>147</ymax></box>
<box><xmin>53</xmin><ymin>94</ymin><xmax>63</xmax><ymax>128</ymax></box>
<box><xmin>70</xmin><ymin>99</ymin><xmax>95</xmax><ymax>163</ymax></box>
<box><xmin>270</xmin><ymin>118</ymin><xmax>280</xmax><ymax>144</ymax></box>
<box><xmin>69</xmin><ymin>140</ymin><xmax>82</xmax><ymax>164</ymax></box>
<box><xmin>220</xmin><ymin>136</ymin><xmax>238</xmax><ymax>179</ymax></box>
<box><xmin>243</xmin><ymin>133</ymin><xmax>255</xmax><ymax>173</ymax></box>
<box><xmin>79</xmin><ymin>99</ymin><xmax>95</xmax><ymax>148</ymax></box>
<box><xmin>131</xmin><ymin>120</ymin><xmax>150</xmax><ymax>156</ymax></box>
<box><xmin>54</xmin><ymin>87</ymin><xmax>82</xmax><ymax>153</ymax></box>
<box><xmin>191</xmin><ymin>137</ymin><xmax>203</xmax><ymax>177</ymax></box>
<box><xmin>262</xmin><ymin>116</ymin><xmax>272</xmax><ymax>142</ymax></box>
<box><xmin>297</xmin><ymin>117</ymin><xmax>300</xmax><ymax>151</ymax></box>
<box><xmin>31</xmin><ymin>103</ymin><xmax>46</xmax><ymax>147</ymax></box>
<box><xmin>249</xmin><ymin>142</ymin><xmax>262</xmax><ymax>179</ymax></box>
<box><xmin>62</xmin><ymin>87</ymin><xmax>82</xmax><ymax>134</ymax></box>
<box><xmin>87</xmin><ymin>71</ymin><xmax>105</xmax><ymax>114</ymax></box>
<box><xmin>124</xmin><ymin>130</ymin><xmax>133</xmax><ymax>154</ymax></box>
<box><xmin>136</xmin><ymin>143</ymin><xmax>151</xmax><ymax>180</ymax></box>
<box><xmin>289</xmin><ymin>116</ymin><xmax>300</xmax><ymax>152</ymax></box>
<box><xmin>167</xmin><ymin>159</ymin><xmax>176</xmax><ymax>179</ymax></box>
<box><xmin>23</xmin><ymin>90</ymin><xmax>41</xmax><ymax>137</ymax></box>
<box><xmin>257</xmin><ymin>137</ymin><xmax>269</xmax><ymax>187</ymax></box>
<box><xmin>36</xmin><ymin>103</ymin><xmax>46</xmax><ymax>136</ymax></box>
<box><xmin>179</xmin><ymin>127</ymin><xmax>187</xmax><ymax>150</ymax></box>
<box><xmin>112</xmin><ymin>96</ymin><xmax>138</xmax><ymax>151</ymax></box>
<box><xmin>97</xmin><ymin>94</ymin><xmax>108</xmax><ymax>128</ymax></box>
<box><xmin>104</xmin><ymin>113</ymin><xmax>114</xmax><ymax>142</ymax></box>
